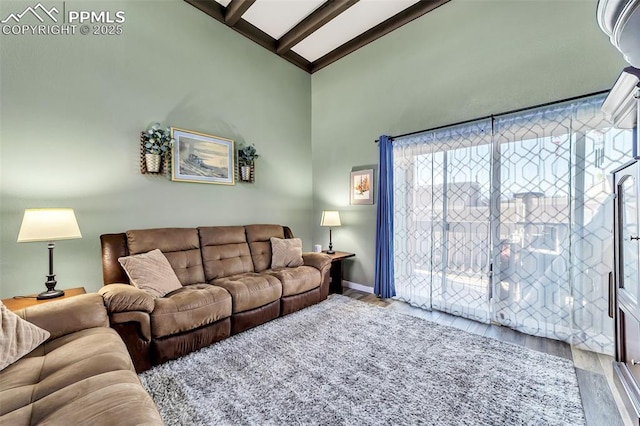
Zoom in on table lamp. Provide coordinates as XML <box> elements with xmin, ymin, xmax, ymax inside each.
<box><xmin>17</xmin><ymin>208</ymin><xmax>82</xmax><ymax>300</ymax></box>
<box><xmin>320</xmin><ymin>211</ymin><xmax>341</xmax><ymax>254</ymax></box>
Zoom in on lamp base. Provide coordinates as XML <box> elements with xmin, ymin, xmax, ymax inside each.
<box><xmin>326</xmin><ymin>250</ymin><xmax>336</xmax><ymax>254</ymax></box>
<box><xmin>37</xmin><ymin>289</ymin><xmax>65</xmax><ymax>300</ymax></box>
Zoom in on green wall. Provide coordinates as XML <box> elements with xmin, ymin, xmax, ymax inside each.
<box><xmin>310</xmin><ymin>0</ymin><xmax>628</xmax><ymax>289</ymax></box>
<box><xmin>0</xmin><ymin>0</ymin><xmax>312</xmax><ymax>297</ymax></box>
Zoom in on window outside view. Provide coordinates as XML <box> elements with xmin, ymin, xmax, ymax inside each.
<box><xmin>393</xmin><ymin>97</ymin><xmax>634</xmax><ymax>354</ymax></box>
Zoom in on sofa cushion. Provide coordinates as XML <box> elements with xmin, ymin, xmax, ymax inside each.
<box><xmin>127</xmin><ymin>228</ymin><xmax>205</xmax><ymax>285</ymax></box>
<box><xmin>267</xmin><ymin>266</ymin><xmax>321</xmax><ymax>297</ymax></box>
<box><xmin>119</xmin><ymin>249</ymin><xmax>183</xmax><ymax>298</ymax></box>
<box><xmin>0</xmin><ymin>301</ymin><xmax>50</xmax><ymax>371</ymax></box>
<box><xmin>212</xmin><ymin>273</ymin><xmax>282</xmax><ymax>314</ymax></box>
<box><xmin>271</xmin><ymin>237</ymin><xmax>304</xmax><ymax>268</ymax></box>
<box><xmin>2</xmin><ymin>328</ymin><xmax>134</xmax><ymax>406</ymax></box>
<box><xmin>245</xmin><ymin>224</ymin><xmax>285</xmax><ymax>272</ymax></box>
<box><xmin>151</xmin><ymin>284</ymin><xmax>232</xmax><ymax>339</ymax></box>
<box><xmin>0</xmin><ymin>326</ymin><xmax>162</xmax><ymax>425</ymax></box>
<box><xmin>1</xmin><ymin>370</ymin><xmax>161</xmax><ymax>425</ymax></box>
<box><xmin>199</xmin><ymin>226</ymin><xmax>254</xmax><ymax>280</ymax></box>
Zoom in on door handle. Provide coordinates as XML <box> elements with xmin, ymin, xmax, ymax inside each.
<box><xmin>630</xmin><ymin>236</ymin><xmax>640</xmax><ymax>241</ymax></box>
<box><xmin>631</xmin><ymin>359</ymin><xmax>640</xmax><ymax>366</ymax></box>
<box><xmin>608</xmin><ymin>271</ymin><xmax>614</xmax><ymax>319</ymax></box>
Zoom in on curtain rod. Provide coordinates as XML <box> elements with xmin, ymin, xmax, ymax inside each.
<box><xmin>374</xmin><ymin>89</ymin><xmax>610</xmax><ymax>143</ymax></box>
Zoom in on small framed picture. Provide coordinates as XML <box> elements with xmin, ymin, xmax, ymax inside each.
<box><xmin>171</xmin><ymin>128</ymin><xmax>235</xmax><ymax>185</ymax></box>
<box><xmin>350</xmin><ymin>169</ymin><xmax>374</xmax><ymax>205</ymax></box>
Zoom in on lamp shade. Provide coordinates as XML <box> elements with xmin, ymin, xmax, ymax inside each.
<box><xmin>17</xmin><ymin>208</ymin><xmax>82</xmax><ymax>242</ymax></box>
<box><xmin>320</xmin><ymin>211</ymin><xmax>341</xmax><ymax>227</ymax></box>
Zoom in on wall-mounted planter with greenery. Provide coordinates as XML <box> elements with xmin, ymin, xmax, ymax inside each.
<box><xmin>140</xmin><ymin>123</ymin><xmax>173</xmax><ymax>175</ymax></box>
<box><xmin>237</xmin><ymin>143</ymin><xmax>259</xmax><ymax>183</ymax></box>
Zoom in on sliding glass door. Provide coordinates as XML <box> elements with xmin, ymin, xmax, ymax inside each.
<box><xmin>431</xmin><ymin>130</ymin><xmax>493</xmax><ymax>323</ymax></box>
<box><xmin>394</xmin><ymin>119</ymin><xmax>493</xmax><ymax>322</ymax></box>
<box><xmin>491</xmin><ymin>110</ymin><xmax>574</xmax><ymax>341</ymax></box>
<box><xmin>392</xmin><ymin>94</ymin><xmax>634</xmax><ymax>354</ymax></box>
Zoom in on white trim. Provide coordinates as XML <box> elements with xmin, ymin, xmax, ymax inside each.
<box><xmin>601</xmin><ymin>70</ymin><xmax>640</xmax><ymax>128</ymax></box>
<box><xmin>343</xmin><ymin>281</ymin><xmax>374</xmax><ymax>294</ymax></box>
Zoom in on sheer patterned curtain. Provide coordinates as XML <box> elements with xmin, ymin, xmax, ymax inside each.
<box><xmin>392</xmin><ymin>94</ymin><xmax>633</xmax><ymax>354</ymax></box>
<box><xmin>393</xmin><ymin>119</ymin><xmax>493</xmax><ymax>322</ymax></box>
<box><xmin>569</xmin><ymin>100</ymin><xmax>629</xmax><ymax>352</ymax></box>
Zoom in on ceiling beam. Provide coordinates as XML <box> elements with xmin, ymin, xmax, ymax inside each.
<box><xmin>183</xmin><ymin>0</ymin><xmax>312</xmax><ymax>73</ymax></box>
<box><xmin>184</xmin><ymin>0</ymin><xmax>225</xmax><ymax>23</ymax></box>
<box><xmin>232</xmin><ymin>19</ymin><xmax>312</xmax><ymax>71</ymax></box>
<box><xmin>225</xmin><ymin>0</ymin><xmax>257</xmax><ymax>26</ymax></box>
<box><xmin>276</xmin><ymin>0</ymin><xmax>358</xmax><ymax>55</ymax></box>
<box><xmin>311</xmin><ymin>0</ymin><xmax>451</xmax><ymax>73</ymax></box>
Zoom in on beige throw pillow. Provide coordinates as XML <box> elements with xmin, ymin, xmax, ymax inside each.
<box><xmin>118</xmin><ymin>249</ymin><xmax>182</xmax><ymax>298</ymax></box>
<box><xmin>0</xmin><ymin>301</ymin><xmax>50</xmax><ymax>371</ymax></box>
<box><xmin>271</xmin><ymin>237</ymin><xmax>304</xmax><ymax>268</ymax></box>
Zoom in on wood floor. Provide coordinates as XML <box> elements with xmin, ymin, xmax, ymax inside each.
<box><xmin>342</xmin><ymin>288</ymin><xmax>632</xmax><ymax>426</ymax></box>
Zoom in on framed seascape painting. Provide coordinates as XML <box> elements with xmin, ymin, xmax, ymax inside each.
<box><xmin>171</xmin><ymin>128</ymin><xmax>235</xmax><ymax>185</ymax></box>
<box><xmin>350</xmin><ymin>169</ymin><xmax>374</xmax><ymax>205</ymax></box>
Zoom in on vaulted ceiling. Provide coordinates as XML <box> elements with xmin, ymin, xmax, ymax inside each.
<box><xmin>184</xmin><ymin>0</ymin><xmax>451</xmax><ymax>73</ymax></box>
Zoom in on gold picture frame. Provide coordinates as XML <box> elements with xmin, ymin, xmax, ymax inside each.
<box><xmin>350</xmin><ymin>169</ymin><xmax>374</xmax><ymax>205</ymax></box>
<box><xmin>171</xmin><ymin>128</ymin><xmax>235</xmax><ymax>185</ymax></box>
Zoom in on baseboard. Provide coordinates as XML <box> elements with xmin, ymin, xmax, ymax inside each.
<box><xmin>343</xmin><ymin>281</ymin><xmax>374</xmax><ymax>294</ymax></box>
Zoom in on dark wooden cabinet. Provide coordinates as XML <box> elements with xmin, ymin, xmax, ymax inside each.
<box><xmin>613</xmin><ymin>160</ymin><xmax>640</xmax><ymax>424</ymax></box>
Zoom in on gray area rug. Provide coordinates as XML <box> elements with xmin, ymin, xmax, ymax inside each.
<box><xmin>139</xmin><ymin>295</ymin><xmax>585</xmax><ymax>425</ymax></box>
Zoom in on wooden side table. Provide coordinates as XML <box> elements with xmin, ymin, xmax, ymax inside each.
<box><xmin>324</xmin><ymin>251</ymin><xmax>355</xmax><ymax>294</ymax></box>
<box><xmin>1</xmin><ymin>287</ymin><xmax>86</xmax><ymax>311</ymax></box>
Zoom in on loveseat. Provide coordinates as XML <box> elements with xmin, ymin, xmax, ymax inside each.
<box><xmin>0</xmin><ymin>293</ymin><xmax>163</xmax><ymax>425</ymax></box>
<box><xmin>99</xmin><ymin>224</ymin><xmax>331</xmax><ymax>372</ymax></box>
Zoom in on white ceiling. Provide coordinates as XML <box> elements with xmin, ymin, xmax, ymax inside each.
<box><xmin>214</xmin><ymin>0</ymin><xmax>421</xmax><ymax>62</ymax></box>
<box><xmin>242</xmin><ymin>0</ymin><xmax>326</xmax><ymax>40</ymax></box>
<box><xmin>291</xmin><ymin>0</ymin><xmax>420</xmax><ymax>61</ymax></box>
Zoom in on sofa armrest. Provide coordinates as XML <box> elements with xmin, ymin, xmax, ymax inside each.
<box><xmin>99</xmin><ymin>284</ymin><xmax>155</xmax><ymax>314</ymax></box>
<box><xmin>110</xmin><ymin>311</ymin><xmax>152</xmax><ymax>341</ymax></box>
<box><xmin>302</xmin><ymin>252</ymin><xmax>332</xmax><ymax>271</ymax></box>
<box><xmin>17</xmin><ymin>293</ymin><xmax>109</xmax><ymax>340</ymax></box>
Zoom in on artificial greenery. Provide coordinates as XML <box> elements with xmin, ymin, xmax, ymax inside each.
<box><xmin>237</xmin><ymin>143</ymin><xmax>259</xmax><ymax>165</ymax></box>
<box><xmin>143</xmin><ymin>123</ymin><xmax>173</xmax><ymax>155</ymax></box>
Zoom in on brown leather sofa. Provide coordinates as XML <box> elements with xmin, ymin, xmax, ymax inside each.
<box><xmin>0</xmin><ymin>293</ymin><xmax>163</xmax><ymax>425</ymax></box>
<box><xmin>99</xmin><ymin>224</ymin><xmax>331</xmax><ymax>372</ymax></box>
